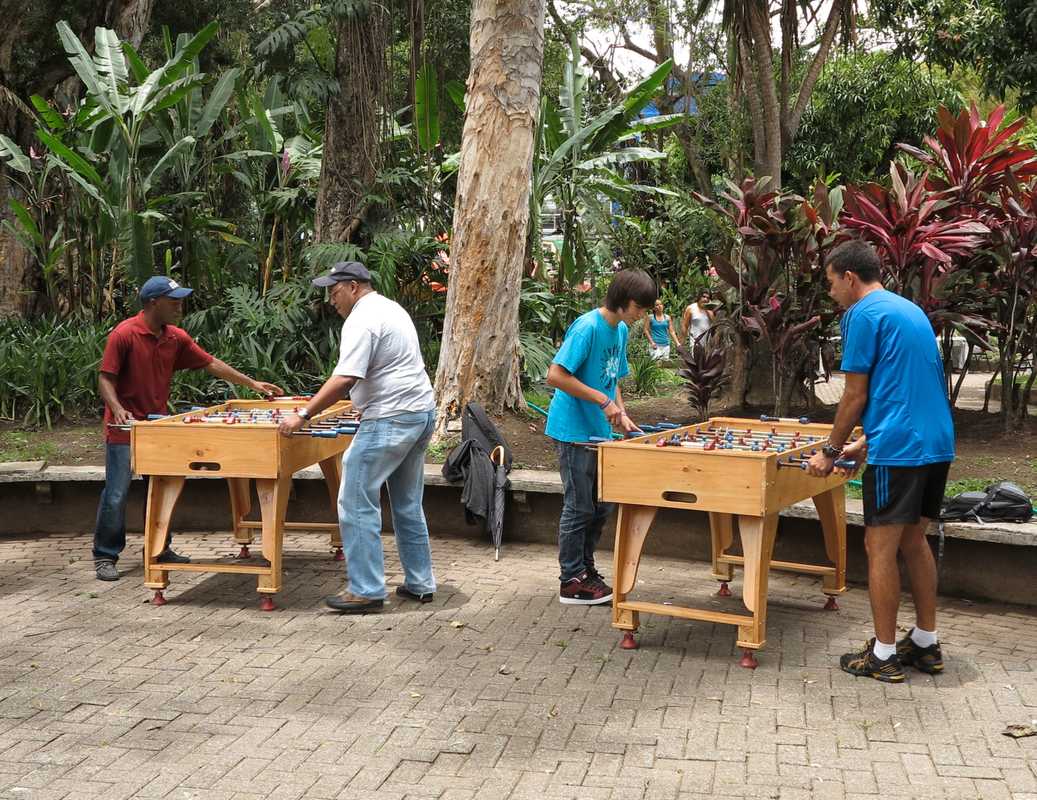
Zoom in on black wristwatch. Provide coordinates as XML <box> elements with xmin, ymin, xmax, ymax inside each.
<box><xmin>821</xmin><ymin>441</ymin><xmax>842</xmax><ymax>459</ymax></box>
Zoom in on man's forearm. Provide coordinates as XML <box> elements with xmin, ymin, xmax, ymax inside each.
<box><xmin>98</xmin><ymin>375</ymin><xmax>124</xmax><ymax>413</ymax></box>
<box><xmin>205</xmin><ymin>359</ymin><xmax>256</xmax><ymax>387</ymax></box>
<box><xmin>829</xmin><ymin>393</ymin><xmax>867</xmax><ymax>449</ymax></box>
<box><xmin>303</xmin><ymin>375</ymin><xmax>355</xmax><ymax>417</ymax></box>
<box><xmin>615</xmin><ymin>385</ymin><xmax>627</xmax><ymax>413</ymax></box>
<box><xmin>547</xmin><ymin>365</ymin><xmax>607</xmax><ymax>405</ymax></box>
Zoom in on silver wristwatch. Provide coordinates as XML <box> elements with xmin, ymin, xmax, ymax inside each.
<box><xmin>297</xmin><ymin>408</ymin><xmax>311</xmax><ymax>420</ymax></box>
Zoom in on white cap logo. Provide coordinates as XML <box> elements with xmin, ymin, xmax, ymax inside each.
<box><xmin>168</xmin><ymin>279</ymin><xmax>180</xmax><ymax>289</ymax></box>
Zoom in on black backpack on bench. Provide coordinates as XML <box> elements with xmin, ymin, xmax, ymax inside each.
<box><xmin>940</xmin><ymin>481</ymin><xmax>1034</xmax><ymax>524</ymax></box>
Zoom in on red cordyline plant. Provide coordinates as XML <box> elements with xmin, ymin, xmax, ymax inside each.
<box><xmin>898</xmin><ymin>104</ymin><xmax>1037</xmax><ymax>209</ymax></box>
<box><xmin>984</xmin><ymin>177</ymin><xmax>1037</xmax><ymax>429</ymax></box>
<box><xmin>694</xmin><ymin>177</ymin><xmax>837</xmax><ymax>414</ymax></box>
<box><xmin>840</xmin><ymin>162</ymin><xmax>991</xmax><ymax>347</ymax></box>
<box><xmin>854</xmin><ymin>104</ymin><xmax>1037</xmax><ymax>418</ymax></box>
<box><xmin>676</xmin><ymin>325</ymin><xmax>729</xmax><ymax>422</ymax></box>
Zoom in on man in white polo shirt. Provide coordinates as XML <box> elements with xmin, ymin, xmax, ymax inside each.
<box><xmin>278</xmin><ymin>261</ymin><xmax>437</xmax><ymax>613</ymax></box>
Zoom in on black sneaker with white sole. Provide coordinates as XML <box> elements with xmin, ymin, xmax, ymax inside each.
<box><xmin>896</xmin><ymin>629</ymin><xmax>944</xmax><ymax>674</ymax></box>
<box><xmin>559</xmin><ymin>571</ymin><xmax>613</xmax><ymax>605</ymax></box>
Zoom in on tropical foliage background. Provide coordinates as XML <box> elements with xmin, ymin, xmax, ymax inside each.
<box><xmin>1</xmin><ymin>0</ymin><xmax>1036</xmax><ymax>430</ymax></box>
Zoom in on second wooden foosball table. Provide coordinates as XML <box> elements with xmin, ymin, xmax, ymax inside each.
<box><xmin>597</xmin><ymin>415</ymin><xmax>859</xmax><ymax>667</ymax></box>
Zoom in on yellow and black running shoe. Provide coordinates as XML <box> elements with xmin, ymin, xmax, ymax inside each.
<box><xmin>896</xmin><ymin>629</ymin><xmax>944</xmax><ymax>674</ymax></box>
<box><xmin>839</xmin><ymin>639</ymin><xmax>906</xmax><ymax>683</ymax></box>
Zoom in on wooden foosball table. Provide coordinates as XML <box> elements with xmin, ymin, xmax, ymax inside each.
<box><xmin>597</xmin><ymin>415</ymin><xmax>858</xmax><ymax>668</ymax></box>
<box><xmin>129</xmin><ymin>399</ymin><xmax>357</xmax><ymax>610</ymax></box>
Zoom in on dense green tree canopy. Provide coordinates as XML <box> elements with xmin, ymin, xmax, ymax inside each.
<box><xmin>873</xmin><ymin>0</ymin><xmax>1037</xmax><ymax>111</ymax></box>
<box><xmin>785</xmin><ymin>52</ymin><xmax>962</xmax><ymax>189</ymax></box>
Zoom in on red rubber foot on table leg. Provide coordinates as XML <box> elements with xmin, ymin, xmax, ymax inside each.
<box><xmin>716</xmin><ymin>581</ymin><xmax>732</xmax><ymax>597</ymax></box>
<box><xmin>620</xmin><ymin>631</ymin><xmax>639</xmax><ymax>650</ymax></box>
<box><xmin>823</xmin><ymin>595</ymin><xmax>839</xmax><ymax>611</ymax></box>
<box><xmin>151</xmin><ymin>590</ymin><xmax>167</xmax><ymax>606</ymax></box>
<box><xmin>259</xmin><ymin>595</ymin><xmax>276</xmax><ymax>612</ymax></box>
<box><xmin>739</xmin><ymin>649</ymin><xmax>758</xmax><ymax>669</ymax></box>
<box><xmin>237</xmin><ymin>545</ymin><xmax>250</xmax><ymax>559</ymax></box>
<box><xmin>333</xmin><ymin>547</ymin><xmax>344</xmax><ymax>562</ymax></box>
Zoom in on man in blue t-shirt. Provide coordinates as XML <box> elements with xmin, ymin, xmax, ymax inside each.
<box><xmin>546</xmin><ymin>269</ymin><xmax>657</xmax><ymax>605</ymax></box>
<box><xmin>808</xmin><ymin>240</ymin><xmax>954</xmax><ymax>683</ymax></box>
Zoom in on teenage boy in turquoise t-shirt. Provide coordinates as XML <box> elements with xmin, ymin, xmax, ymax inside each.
<box><xmin>545</xmin><ymin>269</ymin><xmax>658</xmax><ymax>605</ymax></box>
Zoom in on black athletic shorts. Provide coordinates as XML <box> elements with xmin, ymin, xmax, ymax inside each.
<box><xmin>861</xmin><ymin>462</ymin><xmax>951</xmax><ymax>526</ymax></box>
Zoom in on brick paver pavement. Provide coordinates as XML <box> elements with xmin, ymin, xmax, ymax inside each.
<box><xmin>0</xmin><ymin>529</ymin><xmax>1035</xmax><ymax>799</ymax></box>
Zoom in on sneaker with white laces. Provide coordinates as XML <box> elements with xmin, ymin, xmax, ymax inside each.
<box><xmin>559</xmin><ymin>571</ymin><xmax>613</xmax><ymax>605</ymax></box>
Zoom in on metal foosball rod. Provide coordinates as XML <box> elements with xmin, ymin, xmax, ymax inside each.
<box><xmin>778</xmin><ymin>456</ymin><xmax>858</xmax><ymax>470</ymax></box>
<box><xmin>760</xmin><ymin>414</ymin><xmax>811</xmax><ymax>425</ymax></box>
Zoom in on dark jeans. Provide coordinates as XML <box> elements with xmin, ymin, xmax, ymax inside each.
<box><xmin>556</xmin><ymin>441</ymin><xmax>614</xmax><ymax>582</ymax></box>
<box><xmin>92</xmin><ymin>443</ymin><xmax>153</xmax><ymax>562</ymax></box>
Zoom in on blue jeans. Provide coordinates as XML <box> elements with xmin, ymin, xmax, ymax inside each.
<box><xmin>556</xmin><ymin>441</ymin><xmax>614</xmax><ymax>582</ymax></box>
<box><xmin>338</xmin><ymin>409</ymin><xmax>436</xmax><ymax>599</ymax></box>
<box><xmin>92</xmin><ymin>443</ymin><xmax>135</xmax><ymax>562</ymax></box>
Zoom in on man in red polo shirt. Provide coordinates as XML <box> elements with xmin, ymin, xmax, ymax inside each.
<box><xmin>93</xmin><ymin>276</ymin><xmax>283</xmax><ymax>581</ymax></box>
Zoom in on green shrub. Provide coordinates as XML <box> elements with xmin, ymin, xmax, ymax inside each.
<box><xmin>625</xmin><ymin>335</ymin><xmax>668</xmax><ymax>396</ymax></box>
<box><xmin>176</xmin><ymin>279</ymin><xmax>340</xmax><ymax>400</ymax></box>
<box><xmin>0</xmin><ymin>315</ymin><xmax>108</xmax><ymax>427</ymax></box>
<box><xmin>0</xmin><ymin>279</ymin><xmax>344</xmax><ymax>427</ymax></box>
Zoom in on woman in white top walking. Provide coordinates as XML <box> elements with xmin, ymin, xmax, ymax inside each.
<box><xmin>681</xmin><ymin>290</ymin><xmax>715</xmax><ymax>345</ymax></box>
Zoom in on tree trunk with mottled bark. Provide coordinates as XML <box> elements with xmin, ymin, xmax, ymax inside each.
<box><xmin>433</xmin><ymin>0</ymin><xmax>545</xmax><ymax>434</ymax></box>
<box><xmin>314</xmin><ymin>6</ymin><xmax>386</xmax><ymax>244</ymax></box>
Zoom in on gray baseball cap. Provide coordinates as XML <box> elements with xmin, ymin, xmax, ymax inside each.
<box><xmin>312</xmin><ymin>261</ymin><xmax>372</xmax><ymax>288</ymax></box>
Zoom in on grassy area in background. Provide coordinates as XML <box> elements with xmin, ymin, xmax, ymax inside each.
<box><xmin>847</xmin><ymin>476</ymin><xmax>1002</xmax><ymax>502</ymax></box>
<box><xmin>0</xmin><ymin>432</ymin><xmax>58</xmax><ymax>463</ymax></box>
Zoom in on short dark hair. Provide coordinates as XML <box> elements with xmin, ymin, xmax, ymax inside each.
<box><xmin>604</xmin><ymin>268</ymin><xmax>657</xmax><ymax>312</ymax></box>
<box><xmin>827</xmin><ymin>240</ymin><xmax>882</xmax><ymax>283</ymax></box>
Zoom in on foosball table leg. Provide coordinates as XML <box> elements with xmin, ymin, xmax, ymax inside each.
<box><xmin>739</xmin><ymin>649</ymin><xmax>759</xmax><ymax>669</ymax></box>
<box><xmin>237</xmin><ymin>545</ymin><xmax>251</xmax><ymax>559</ymax></box>
<box><xmin>716</xmin><ymin>581</ymin><xmax>732</xmax><ymax>597</ymax></box>
<box><xmin>151</xmin><ymin>590</ymin><xmax>168</xmax><ymax>606</ymax></box>
<box><xmin>823</xmin><ymin>595</ymin><xmax>839</xmax><ymax>611</ymax></box>
<box><xmin>259</xmin><ymin>594</ymin><xmax>276</xmax><ymax>612</ymax></box>
<box><xmin>620</xmin><ymin>631</ymin><xmax>639</xmax><ymax>650</ymax></box>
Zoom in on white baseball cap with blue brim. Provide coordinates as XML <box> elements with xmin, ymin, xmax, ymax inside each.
<box><xmin>140</xmin><ymin>276</ymin><xmax>193</xmax><ymax>301</ymax></box>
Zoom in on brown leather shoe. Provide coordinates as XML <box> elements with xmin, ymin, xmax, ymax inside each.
<box><xmin>325</xmin><ymin>591</ymin><xmax>384</xmax><ymax>613</ymax></box>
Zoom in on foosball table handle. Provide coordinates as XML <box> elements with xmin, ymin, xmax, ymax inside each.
<box><xmin>760</xmin><ymin>414</ymin><xmax>810</xmax><ymax>425</ymax></box>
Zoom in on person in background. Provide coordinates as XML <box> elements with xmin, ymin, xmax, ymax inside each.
<box><xmin>94</xmin><ymin>276</ymin><xmax>283</xmax><ymax>582</ymax></box>
<box><xmin>681</xmin><ymin>290</ymin><xmax>715</xmax><ymax>345</ymax></box>
<box><xmin>643</xmin><ymin>299</ymin><xmax>680</xmax><ymax>360</ymax></box>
